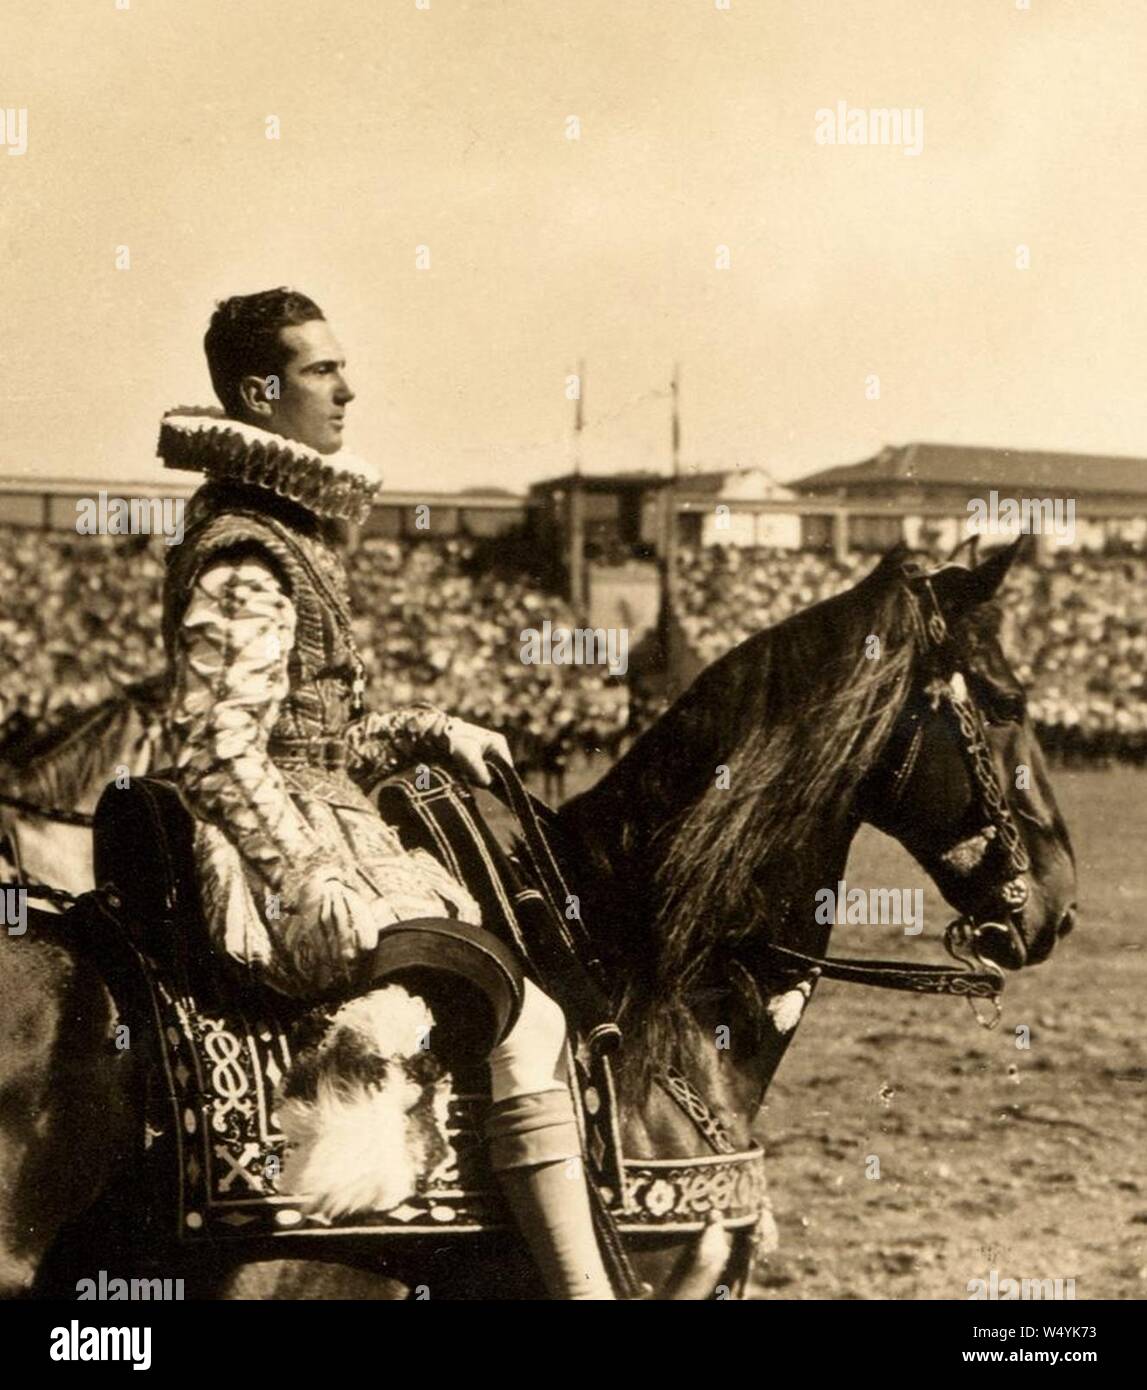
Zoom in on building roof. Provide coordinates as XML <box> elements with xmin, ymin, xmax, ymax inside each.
<box><xmin>531</xmin><ymin>466</ymin><xmax>799</xmax><ymax>498</ymax></box>
<box><xmin>672</xmin><ymin>466</ymin><xmax>795</xmax><ymax>499</ymax></box>
<box><xmin>796</xmin><ymin>443</ymin><xmax>1147</xmax><ymax>498</ymax></box>
<box><xmin>529</xmin><ymin>470</ymin><xmax>668</xmax><ymax>495</ymax></box>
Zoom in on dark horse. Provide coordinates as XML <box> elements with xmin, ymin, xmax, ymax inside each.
<box><xmin>0</xmin><ymin>542</ymin><xmax>1076</xmax><ymax>1298</ymax></box>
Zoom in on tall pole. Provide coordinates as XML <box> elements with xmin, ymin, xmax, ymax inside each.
<box><xmin>671</xmin><ymin>362</ymin><xmax>681</xmax><ymax>481</ymax></box>
<box><xmin>569</xmin><ymin>358</ymin><xmax>586</xmax><ymax>614</ymax></box>
<box><xmin>574</xmin><ymin>357</ymin><xmax>585</xmax><ymax>477</ymax></box>
<box><xmin>663</xmin><ymin>363</ymin><xmax>681</xmax><ymax>578</ymax></box>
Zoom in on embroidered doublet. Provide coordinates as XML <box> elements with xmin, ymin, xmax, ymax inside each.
<box><xmin>159</xmin><ymin>422</ymin><xmax>480</xmax><ymax>996</ymax></box>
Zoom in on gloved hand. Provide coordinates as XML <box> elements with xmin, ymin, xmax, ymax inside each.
<box><xmin>440</xmin><ymin>717</ymin><xmax>514</xmax><ymax>787</ymax></box>
<box><xmin>286</xmin><ymin>869</ymin><xmax>378</xmax><ymax>991</ymax></box>
<box><xmin>346</xmin><ymin>705</ymin><xmax>515</xmax><ymax>787</ymax></box>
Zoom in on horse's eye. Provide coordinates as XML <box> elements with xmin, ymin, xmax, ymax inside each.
<box><xmin>985</xmin><ymin>697</ymin><xmax>1025</xmax><ymax>727</ymax></box>
<box><xmin>998</xmin><ymin>690</ymin><xmax>1027</xmax><ymax>723</ymax></box>
<box><xmin>968</xmin><ymin>670</ymin><xmax>1025</xmax><ymax>724</ymax></box>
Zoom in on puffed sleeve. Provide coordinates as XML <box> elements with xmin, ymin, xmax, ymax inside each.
<box><xmin>168</xmin><ymin>554</ymin><xmax>337</xmax><ymax>911</ymax></box>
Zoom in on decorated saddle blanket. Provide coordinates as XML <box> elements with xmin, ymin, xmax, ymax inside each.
<box><xmin>91</xmin><ymin>765</ymin><xmax>769</xmax><ymax>1248</ymax></box>
<box><xmin>128</xmin><ymin>971</ymin><xmax>767</xmax><ymax>1244</ymax></box>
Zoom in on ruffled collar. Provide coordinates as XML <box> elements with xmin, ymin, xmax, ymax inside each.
<box><xmin>157</xmin><ymin>409</ymin><xmax>382</xmax><ymax>525</ymax></box>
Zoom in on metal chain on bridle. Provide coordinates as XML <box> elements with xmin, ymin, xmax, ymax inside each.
<box><xmin>933</xmin><ymin>675</ymin><xmax>1031</xmax><ymax>1016</ymax></box>
<box><xmin>940</xmin><ymin>689</ymin><xmax>1031</xmax><ymax>892</ymax></box>
<box><xmin>915</xmin><ymin>572</ymin><xmax>1033</xmax><ymax>1023</ymax></box>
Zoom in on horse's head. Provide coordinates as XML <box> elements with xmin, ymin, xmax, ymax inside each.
<box><xmin>862</xmin><ymin>540</ymin><xmax>1077</xmax><ymax>972</ymax></box>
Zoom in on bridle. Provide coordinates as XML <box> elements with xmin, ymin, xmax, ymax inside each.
<box><xmin>757</xmin><ymin>569</ymin><xmax>1035</xmax><ymax>1029</ymax></box>
<box><xmin>933</xmin><ymin>680</ymin><xmax>1031</xmax><ymax>963</ymax></box>
<box><xmin>880</xmin><ymin>572</ymin><xmax>1033</xmax><ymax>1009</ymax></box>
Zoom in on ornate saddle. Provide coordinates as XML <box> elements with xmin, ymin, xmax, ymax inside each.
<box><xmin>90</xmin><ymin>773</ymin><xmax>526</xmax><ymax>1038</ymax></box>
<box><xmin>87</xmin><ymin>765</ymin><xmax>769</xmax><ymax>1269</ymax></box>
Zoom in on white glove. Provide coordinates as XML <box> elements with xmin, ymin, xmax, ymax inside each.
<box><xmin>441</xmin><ymin>717</ymin><xmax>514</xmax><ymax>787</ymax></box>
<box><xmin>287</xmin><ymin>870</ymin><xmax>377</xmax><ymax>991</ymax></box>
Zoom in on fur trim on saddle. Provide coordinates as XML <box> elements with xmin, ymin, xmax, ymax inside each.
<box><xmin>157</xmin><ymin>409</ymin><xmax>382</xmax><ymax>526</ymax></box>
<box><xmin>277</xmin><ymin>986</ymin><xmax>453</xmax><ymax>1220</ymax></box>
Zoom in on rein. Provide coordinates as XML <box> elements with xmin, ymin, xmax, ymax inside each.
<box><xmin>0</xmin><ymin>792</ymin><xmax>93</xmax><ymax>908</ymax></box>
<box><xmin>0</xmin><ymin>880</ymin><xmax>83</xmax><ymax>909</ymax></box>
<box><xmin>0</xmin><ymin>791</ymin><xmax>95</xmax><ymax>827</ymax></box>
<box><xmin>759</xmin><ymin>940</ymin><xmax>1002</xmax><ymax>1002</ymax></box>
<box><xmin>487</xmin><ymin>755</ymin><xmax>767</xmax><ymax>1283</ymax></box>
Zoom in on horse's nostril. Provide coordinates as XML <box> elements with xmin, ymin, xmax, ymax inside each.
<box><xmin>1058</xmin><ymin>906</ymin><xmax>1077</xmax><ymax>937</ymax></box>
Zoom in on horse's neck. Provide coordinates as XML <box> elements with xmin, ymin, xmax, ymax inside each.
<box><xmin>558</xmin><ymin>678</ymin><xmax>861</xmax><ymax>1144</ymax></box>
<box><xmin>560</xmin><ymin>693</ymin><xmax>717</xmax><ymax>925</ymax></box>
<box><xmin>20</xmin><ymin>699</ymin><xmax>159</xmax><ymax>814</ymax></box>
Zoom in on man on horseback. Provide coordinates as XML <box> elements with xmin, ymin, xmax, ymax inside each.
<box><xmin>157</xmin><ymin>287</ymin><xmax>614</xmax><ymax>1298</ymax></box>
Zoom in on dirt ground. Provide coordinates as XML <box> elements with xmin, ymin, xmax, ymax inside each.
<box><xmin>544</xmin><ymin>758</ymin><xmax>1145</xmax><ymax>1302</ymax></box>
<box><xmin>749</xmin><ymin>765</ymin><xmax>1146</xmax><ymax>1301</ymax></box>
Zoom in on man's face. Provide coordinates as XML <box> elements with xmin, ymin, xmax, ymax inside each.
<box><xmin>259</xmin><ymin>318</ymin><xmax>355</xmax><ymax>455</ymax></box>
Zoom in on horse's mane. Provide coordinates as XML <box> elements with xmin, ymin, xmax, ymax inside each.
<box><xmin>0</xmin><ymin>673</ymin><xmax>168</xmax><ymax>811</ymax></box>
<box><xmin>619</xmin><ymin>549</ymin><xmax>931</xmax><ymax>1070</ymax></box>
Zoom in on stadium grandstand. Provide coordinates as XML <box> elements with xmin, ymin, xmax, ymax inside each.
<box><xmin>1</xmin><ymin>440</ymin><xmax>1146</xmax><ymax>779</ymax></box>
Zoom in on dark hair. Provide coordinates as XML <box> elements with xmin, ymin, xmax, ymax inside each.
<box><xmin>204</xmin><ymin>288</ymin><xmax>324</xmax><ymax>418</ymax></box>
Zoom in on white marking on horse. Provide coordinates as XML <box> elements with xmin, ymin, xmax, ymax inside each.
<box><xmin>766</xmin><ymin>981</ymin><xmax>812</xmax><ymax>1034</ymax></box>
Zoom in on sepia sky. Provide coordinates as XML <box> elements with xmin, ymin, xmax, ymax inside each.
<box><xmin>3</xmin><ymin>0</ymin><xmax>1147</xmax><ymax>495</ymax></box>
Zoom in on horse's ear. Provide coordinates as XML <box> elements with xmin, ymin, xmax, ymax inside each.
<box><xmin>867</xmin><ymin>540</ymin><xmax>913</xmax><ymax>582</ymax></box>
<box><xmin>967</xmin><ymin>536</ymin><xmax>1028</xmax><ymax>605</ymax></box>
<box><xmin>928</xmin><ymin>536</ymin><xmax>1027</xmax><ymax>619</ymax></box>
<box><xmin>946</xmin><ymin>532</ymin><xmax>980</xmax><ymax>567</ymax></box>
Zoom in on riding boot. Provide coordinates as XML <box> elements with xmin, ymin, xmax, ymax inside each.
<box><xmin>485</xmin><ymin>1087</ymin><xmax>616</xmax><ymax>1300</ymax></box>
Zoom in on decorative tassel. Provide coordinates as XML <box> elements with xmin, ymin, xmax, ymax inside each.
<box><xmin>940</xmin><ymin>825</ymin><xmax>997</xmax><ymax>875</ymax></box>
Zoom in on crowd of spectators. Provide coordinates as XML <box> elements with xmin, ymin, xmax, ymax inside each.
<box><xmin>673</xmin><ymin>544</ymin><xmax>1147</xmax><ymax>765</ymax></box>
<box><xmin>1010</xmin><ymin>555</ymin><xmax>1147</xmax><ymax>764</ymax></box>
<box><xmin>345</xmin><ymin>537</ymin><xmax>629</xmax><ymax>786</ymax></box>
<box><xmin>0</xmin><ymin>529</ymin><xmax>628</xmax><ymax>786</ymax></box>
<box><xmin>0</xmin><ymin>527</ymin><xmax>1143</xmax><ymax>782</ymax></box>
<box><xmin>0</xmin><ymin>530</ymin><xmax>164</xmax><ymax>718</ymax></box>
<box><xmin>674</xmin><ymin>546</ymin><xmax>872</xmax><ymax>664</ymax></box>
